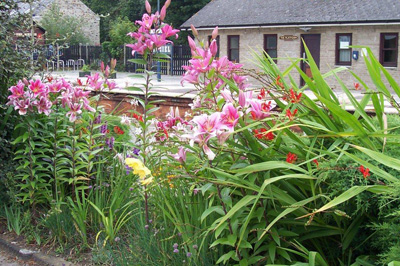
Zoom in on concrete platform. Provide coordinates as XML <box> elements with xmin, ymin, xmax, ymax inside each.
<box><xmin>39</xmin><ymin>70</ymin><xmax>400</xmax><ymax>114</ymax></box>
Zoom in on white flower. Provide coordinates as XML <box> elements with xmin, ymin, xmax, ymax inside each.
<box><xmin>121</xmin><ymin>114</ymin><xmax>131</xmax><ymax>125</ymax></box>
<box><xmin>129</xmin><ymin>99</ymin><xmax>138</xmax><ymax>106</ymax></box>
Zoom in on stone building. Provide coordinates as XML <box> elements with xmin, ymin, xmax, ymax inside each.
<box><xmin>181</xmin><ymin>0</ymin><xmax>400</xmax><ymax>88</ymax></box>
<box><xmin>18</xmin><ymin>0</ymin><xmax>100</xmax><ymax>45</ymax></box>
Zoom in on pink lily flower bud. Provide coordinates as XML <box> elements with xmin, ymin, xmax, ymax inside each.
<box><xmin>188</xmin><ymin>36</ymin><xmax>197</xmax><ymax>51</ymax></box>
<box><xmin>160</xmin><ymin>5</ymin><xmax>167</xmax><ymax>20</ymax></box>
<box><xmin>23</xmin><ymin>78</ymin><xmax>29</xmax><ymax>86</ymax></box>
<box><xmin>190</xmin><ymin>24</ymin><xmax>198</xmax><ymax>37</ymax></box>
<box><xmin>210</xmin><ymin>39</ymin><xmax>218</xmax><ymax>57</ymax></box>
<box><xmin>211</xmin><ymin>26</ymin><xmax>218</xmax><ymax>40</ymax></box>
<box><xmin>145</xmin><ymin>0</ymin><xmax>151</xmax><ymax>14</ymax></box>
<box><xmin>100</xmin><ymin>61</ymin><xmax>105</xmax><ymax>72</ymax></box>
<box><xmin>111</xmin><ymin>58</ymin><xmax>117</xmax><ymax>70</ymax></box>
<box><xmin>165</xmin><ymin>0</ymin><xmax>171</xmax><ymax>8</ymax></box>
<box><xmin>105</xmin><ymin>66</ymin><xmax>110</xmax><ymax>78</ymax></box>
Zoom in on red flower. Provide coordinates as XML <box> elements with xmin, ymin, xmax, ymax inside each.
<box><xmin>258</xmin><ymin>88</ymin><xmax>266</xmax><ymax>100</ymax></box>
<box><xmin>359</xmin><ymin>165</ymin><xmax>370</xmax><ymax>178</ymax></box>
<box><xmin>114</xmin><ymin>126</ymin><xmax>124</xmax><ymax>135</ymax></box>
<box><xmin>289</xmin><ymin>88</ymin><xmax>302</xmax><ymax>103</ymax></box>
<box><xmin>286</xmin><ymin>109</ymin><xmax>298</xmax><ymax>120</ymax></box>
<box><xmin>275</xmin><ymin>75</ymin><xmax>284</xmax><ymax>89</ymax></box>
<box><xmin>262</xmin><ymin>101</ymin><xmax>272</xmax><ymax>112</ymax></box>
<box><xmin>253</xmin><ymin>128</ymin><xmax>274</xmax><ymax>141</ymax></box>
<box><xmin>77</xmin><ymin>78</ymin><xmax>83</xmax><ymax>86</ymax></box>
<box><xmin>132</xmin><ymin>113</ymin><xmax>144</xmax><ymax>122</ymax></box>
<box><xmin>313</xmin><ymin>159</ymin><xmax>319</xmax><ymax>167</ymax></box>
<box><xmin>286</xmin><ymin>152</ymin><xmax>297</xmax><ymax>164</ymax></box>
<box><xmin>354</xmin><ymin>82</ymin><xmax>361</xmax><ymax>91</ymax></box>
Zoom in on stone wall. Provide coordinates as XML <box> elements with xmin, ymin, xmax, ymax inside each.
<box><xmin>198</xmin><ymin>25</ymin><xmax>400</xmax><ymax>90</ymax></box>
<box><xmin>40</xmin><ymin>0</ymin><xmax>100</xmax><ymax>45</ymax></box>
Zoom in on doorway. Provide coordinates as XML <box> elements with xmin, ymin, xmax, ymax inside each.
<box><xmin>300</xmin><ymin>34</ymin><xmax>321</xmax><ymax>86</ymax></box>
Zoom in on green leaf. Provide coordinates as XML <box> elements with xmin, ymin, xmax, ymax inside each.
<box><xmin>233</xmin><ymin>161</ymin><xmax>308</xmax><ymax>175</ymax></box>
<box><xmin>216</xmin><ymin>251</ymin><xmax>235</xmax><ymax>265</ymax></box>
<box><xmin>128</xmin><ymin>58</ymin><xmax>147</xmax><ymax>65</ymax></box>
<box><xmin>201</xmin><ymin>206</ymin><xmax>224</xmax><ymax>222</ymax></box>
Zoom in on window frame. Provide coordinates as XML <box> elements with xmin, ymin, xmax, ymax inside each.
<box><xmin>263</xmin><ymin>34</ymin><xmax>278</xmax><ymax>63</ymax></box>
<box><xmin>380</xmin><ymin>32</ymin><xmax>399</xmax><ymax>67</ymax></box>
<box><xmin>335</xmin><ymin>33</ymin><xmax>352</xmax><ymax>66</ymax></box>
<box><xmin>227</xmin><ymin>35</ymin><xmax>240</xmax><ymax>62</ymax></box>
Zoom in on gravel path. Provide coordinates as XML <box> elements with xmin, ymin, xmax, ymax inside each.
<box><xmin>0</xmin><ymin>247</ymin><xmax>37</xmax><ymax>266</ymax></box>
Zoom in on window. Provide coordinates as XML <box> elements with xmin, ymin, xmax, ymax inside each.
<box><xmin>336</xmin><ymin>33</ymin><xmax>352</xmax><ymax>65</ymax></box>
<box><xmin>380</xmin><ymin>33</ymin><xmax>398</xmax><ymax>67</ymax></box>
<box><xmin>264</xmin><ymin>34</ymin><xmax>278</xmax><ymax>62</ymax></box>
<box><xmin>228</xmin><ymin>35</ymin><xmax>240</xmax><ymax>62</ymax></box>
<box><xmin>208</xmin><ymin>35</ymin><xmax>220</xmax><ymax>58</ymax></box>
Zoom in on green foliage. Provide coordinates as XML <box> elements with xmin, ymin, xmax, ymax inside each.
<box><xmin>102</xmin><ymin>17</ymin><xmax>137</xmax><ymax>62</ymax></box>
<box><xmin>40</xmin><ymin>3</ymin><xmax>89</xmax><ymax>45</ymax></box>
<box><xmin>81</xmin><ymin>0</ymin><xmax>145</xmax><ymax>42</ymax></box>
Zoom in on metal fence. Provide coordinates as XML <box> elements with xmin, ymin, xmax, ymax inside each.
<box><xmin>53</xmin><ymin>44</ymin><xmax>191</xmax><ymax>75</ymax></box>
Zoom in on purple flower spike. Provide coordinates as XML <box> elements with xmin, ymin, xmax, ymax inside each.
<box><xmin>173</xmin><ymin>243</ymin><xmax>178</xmax><ymax>249</ymax></box>
<box><xmin>94</xmin><ymin>113</ymin><xmax>102</xmax><ymax>124</ymax></box>
<box><xmin>186</xmin><ymin>252</ymin><xmax>192</xmax><ymax>257</ymax></box>
<box><xmin>100</xmin><ymin>121</ymin><xmax>108</xmax><ymax>134</ymax></box>
<box><xmin>133</xmin><ymin>148</ymin><xmax>140</xmax><ymax>156</ymax></box>
<box><xmin>173</xmin><ymin>248</ymin><xmax>179</xmax><ymax>253</ymax></box>
<box><xmin>145</xmin><ymin>224</ymin><xmax>149</xmax><ymax>230</ymax></box>
<box><xmin>129</xmin><ymin>187</ymin><xmax>133</xmax><ymax>191</ymax></box>
<box><xmin>192</xmin><ymin>244</ymin><xmax>198</xmax><ymax>250</ymax></box>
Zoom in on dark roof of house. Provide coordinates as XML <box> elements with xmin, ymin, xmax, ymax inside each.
<box><xmin>181</xmin><ymin>0</ymin><xmax>400</xmax><ymax>29</ymax></box>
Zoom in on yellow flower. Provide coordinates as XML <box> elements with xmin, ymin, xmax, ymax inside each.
<box><xmin>125</xmin><ymin>158</ymin><xmax>153</xmax><ymax>184</ymax></box>
<box><xmin>141</xmin><ymin>176</ymin><xmax>154</xmax><ymax>186</ymax></box>
<box><xmin>126</xmin><ymin>158</ymin><xmax>144</xmax><ymax>170</ymax></box>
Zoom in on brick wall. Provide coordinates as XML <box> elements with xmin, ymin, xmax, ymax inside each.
<box><xmin>198</xmin><ymin>25</ymin><xmax>400</xmax><ymax>90</ymax></box>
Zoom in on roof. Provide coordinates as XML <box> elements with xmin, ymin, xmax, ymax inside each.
<box><xmin>181</xmin><ymin>0</ymin><xmax>400</xmax><ymax>29</ymax></box>
<box><xmin>17</xmin><ymin>0</ymin><xmax>55</xmax><ymax>17</ymax></box>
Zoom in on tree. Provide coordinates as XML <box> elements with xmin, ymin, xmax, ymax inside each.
<box><xmin>40</xmin><ymin>3</ymin><xmax>89</xmax><ymax>45</ymax></box>
<box><xmin>81</xmin><ymin>0</ymin><xmax>145</xmax><ymax>42</ymax></box>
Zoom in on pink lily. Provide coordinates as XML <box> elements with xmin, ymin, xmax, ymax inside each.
<box><xmin>66</xmin><ymin>102</ymin><xmax>82</xmax><ymax>122</ymax></box>
<box><xmin>34</xmin><ymin>96</ymin><xmax>52</xmax><ymax>115</ymax></box>
<box><xmin>171</xmin><ymin>147</ymin><xmax>187</xmax><ymax>163</ymax></box>
<box><xmin>239</xmin><ymin>90</ymin><xmax>252</xmax><ymax>108</ymax></box>
<box><xmin>247</xmin><ymin>100</ymin><xmax>271</xmax><ymax>120</ymax></box>
<box><xmin>8</xmin><ymin>81</ymin><xmax>25</xmax><ymax>100</ymax></box>
<box><xmin>13</xmin><ymin>98</ymin><xmax>31</xmax><ymax>115</ymax></box>
<box><xmin>28</xmin><ymin>79</ymin><xmax>46</xmax><ymax>96</ymax></box>
<box><xmin>192</xmin><ymin>112</ymin><xmax>223</xmax><ymax>138</ymax></box>
<box><xmin>221</xmin><ymin>103</ymin><xmax>240</xmax><ymax>131</ymax></box>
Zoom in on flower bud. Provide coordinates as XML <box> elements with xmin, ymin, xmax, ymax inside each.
<box><xmin>100</xmin><ymin>61</ymin><xmax>105</xmax><ymax>72</ymax></box>
<box><xmin>190</xmin><ymin>24</ymin><xmax>198</xmax><ymax>37</ymax></box>
<box><xmin>23</xmin><ymin>78</ymin><xmax>29</xmax><ymax>86</ymax></box>
<box><xmin>160</xmin><ymin>5</ymin><xmax>167</xmax><ymax>21</ymax></box>
<box><xmin>165</xmin><ymin>0</ymin><xmax>171</xmax><ymax>8</ymax></box>
<box><xmin>211</xmin><ymin>26</ymin><xmax>218</xmax><ymax>40</ymax></box>
<box><xmin>111</xmin><ymin>58</ymin><xmax>117</xmax><ymax>70</ymax></box>
<box><xmin>188</xmin><ymin>36</ymin><xmax>197</xmax><ymax>51</ymax></box>
<box><xmin>145</xmin><ymin>0</ymin><xmax>151</xmax><ymax>14</ymax></box>
<box><xmin>209</xmin><ymin>39</ymin><xmax>218</xmax><ymax>56</ymax></box>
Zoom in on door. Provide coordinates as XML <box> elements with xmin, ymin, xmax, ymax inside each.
<box><xmin>300</xmin><ymin>34</ymin><xmax>321</xmax><ymax>86</ymax></box>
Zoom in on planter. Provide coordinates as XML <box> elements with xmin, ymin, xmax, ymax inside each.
<box><xmin>79</xmin><ymin>71</ymin><xmax>91</xmax><ymax>77</ymax></box>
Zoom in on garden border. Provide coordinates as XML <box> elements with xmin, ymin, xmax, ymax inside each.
<box><xmin>0</xmin><ymin>235</ymin><xmax>73</xmax><ymax>266</ymax></box>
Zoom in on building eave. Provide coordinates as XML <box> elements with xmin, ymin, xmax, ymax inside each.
<box><xmin>181</xmin><ymin>20</ymin><xmax>400</xmax><ymax>31</ymax></box>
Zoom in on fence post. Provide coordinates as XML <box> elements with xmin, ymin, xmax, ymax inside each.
<box><xmin>56</xmin><ymin>43</ymin><xmax>59</xmax><ymax>70</ymax></box>
<box><xmin>123</xmin><ymin>44</ymin><xmax>126</xmax><ymax>66</ymax></box>
<box><xmin>86</xmin><ymin>44</ymin><xmax>89</xmax><ymax>65</ymax></box>
<box><xmin>170</xmin><ymin>44</ymin><xmax>174</xmax><ymax>76</ymax></box>
<box><xmin>79</xmin><ymin>43</ymin><xmax>82</xmax><ymax>60</ymax></box>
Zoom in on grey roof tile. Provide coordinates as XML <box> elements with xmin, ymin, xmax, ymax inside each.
<box><xmin>181</xmin><ymin>0</ymin><xmax>400</xmax><ymax>28</ymax></box>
